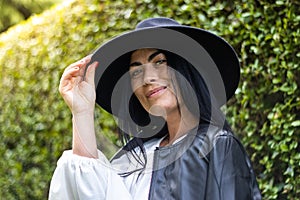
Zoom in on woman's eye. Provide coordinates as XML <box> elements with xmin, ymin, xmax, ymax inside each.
<box><xmin>130</xmin><ymin>68</ymin><xmax>143</xmax><ymax>78</ymax></box>
<box><xmin>155</xmin><ymin>59</ymin><xmax>167</xmax><ymax>65</ymax></box>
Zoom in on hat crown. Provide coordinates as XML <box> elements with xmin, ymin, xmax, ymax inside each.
<box><xmin>136</xmin><ymin>17</ymin><xmax>180</xmax><ymax>29</ymax></box>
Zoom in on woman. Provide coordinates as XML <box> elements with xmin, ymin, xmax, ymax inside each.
<box><xmin>49</xmin><ymin>17</ymin><xmax>261</xmax><ymax>199</ymax></box>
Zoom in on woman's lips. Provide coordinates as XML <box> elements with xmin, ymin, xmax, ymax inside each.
<box><xmin>146</xmin><ymin>86</ymin><xmax>167</xmax><ymax>98</ymax></box>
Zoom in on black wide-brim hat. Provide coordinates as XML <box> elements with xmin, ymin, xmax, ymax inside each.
<box><xmin>91</xmin><ymin>17</ymin><xmax>240</xmax><ymax>117</ymax></box>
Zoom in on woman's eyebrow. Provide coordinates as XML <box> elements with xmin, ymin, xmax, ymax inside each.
<box><xmin>129</xmin><ymin>50</ymin><xmax>163</xmax><ymax>67</ymax></box>
<box><xmin>148</xmin><ymin>50</ymin><xmax>163</xmax><ymax>62</ymax></box>
<box><xmin>129</xmin><ymin>61</ymin><xmax>142</xmax><ymax>67</ymax></box>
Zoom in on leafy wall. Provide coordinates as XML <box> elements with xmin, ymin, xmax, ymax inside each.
<box><xmin>0</xmin><ymin>0</ymin><xmax>299</xmax><ymax>199</ymax></box>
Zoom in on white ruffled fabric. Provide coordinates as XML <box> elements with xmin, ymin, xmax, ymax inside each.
<box><xmin>48</xmin><ymin>150</ymin><xmax>132</xmax><ymax>200</ymax></box>
<box><xmin>48</xmin><ymin>137</ymin><xmax>164</xmax><ymax>200</ymax></box>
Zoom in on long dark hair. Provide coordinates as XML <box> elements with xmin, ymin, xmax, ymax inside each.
<box><xmin>116</xmin><ymin>49</ymin><xmax>231</xmax><ymax>177</ymax></box>
<box><xmin>163</xmin><ymin>50</ymin><xmax>231</xmax><ymax>131</ymax></box>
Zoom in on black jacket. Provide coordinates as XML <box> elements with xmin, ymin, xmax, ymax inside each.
<box><xmin>112</xmin><ymin>125</ymin><xmax>262</xmax><ymax>200</ymax></box>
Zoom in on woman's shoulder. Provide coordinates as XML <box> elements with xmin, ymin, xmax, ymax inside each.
<box><xmin>192</xmin><ymin>124</ymin><xmax>247</xmax><ymax>158</ymax></box>
<box><xmin>195</xmin><ymin>124</ymin><xmax>239</xmax><ymax>144</ymax></box>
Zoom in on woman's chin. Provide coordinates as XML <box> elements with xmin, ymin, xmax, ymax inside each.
<box><xmin>148</xmin><ymin>104</ymin><xmax>167</xmax><ymax>117</ymax></box>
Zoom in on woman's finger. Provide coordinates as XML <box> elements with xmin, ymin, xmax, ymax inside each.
<box><xmin>59</xmin><ymin>55</ymin><xmax>93</xmax><ymax>96</ymax></box>
<box><xmin>85</xmin><ymin>61</ymin><xmax>99</xmax><ymax>87</ymax></box>
<box><xmin>76</xmin><ymin>56</ymin><xmax>93</xmax><ymax>78</ymax></box>
<box><xmin>61</xmin><ymin>67</ymin><xmax>80</xmax><ymax>83</ymax></box>
<box><xmin>65</xmin><ymin>55</ymin><xmax>92</xmax><ymax>72</ymax></box>
<box><xmin>59</xmin><ymin>67</ymin><xmax>80</xmax><ymax>93</ymax></box>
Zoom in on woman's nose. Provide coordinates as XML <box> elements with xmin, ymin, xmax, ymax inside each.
<box><xmin>143</xmin><ymin>64</ymin><xmax>158</xmax><ymax>85</ymax></box>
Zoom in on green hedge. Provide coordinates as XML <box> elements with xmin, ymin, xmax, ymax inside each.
<box><xmin>0</xmin><ymin>0</ymin><xmax>299</xmax><ymax>199</ymax></box>
<box><xmin>0</xmin><ymin>0</ymin><xmax>62</xmax><ymax>33</ymax></box>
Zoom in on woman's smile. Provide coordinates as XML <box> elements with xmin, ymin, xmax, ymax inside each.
<box><xmin>146</xmin><ymin>86</ymin><xmax>167</xmax><ymax>98</ymax></box>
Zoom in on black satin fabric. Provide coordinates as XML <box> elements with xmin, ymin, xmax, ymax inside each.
<box><xmin>113</xmin><ymin>125</ymin><xmax>262</xmax><ymax>200</ymax></box>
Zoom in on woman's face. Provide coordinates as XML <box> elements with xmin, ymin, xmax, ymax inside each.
<box><xmin>129</xmin><ymin>48</ymin><xmax>180</xmax><ymax>117</ymax></box>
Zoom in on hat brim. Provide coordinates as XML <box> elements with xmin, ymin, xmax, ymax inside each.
<box><xmin>91</xmin><ymin>26</ymin><xmax>240</xmax><ymax>116</ymax></box>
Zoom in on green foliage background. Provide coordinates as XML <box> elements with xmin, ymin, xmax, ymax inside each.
<box><xmin>0</xmin><ymin>0</ymin><xmax>62</xmax><ymax>33</ymax></box>
<box><xmin>0</xmin><ymin>0</ymin><xmax>299</xmax><ymax>199</ymax></box>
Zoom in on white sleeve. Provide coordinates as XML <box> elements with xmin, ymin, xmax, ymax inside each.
<box><xmin>48</xmin><ymin>150</ymin><xmax>132</xmax><ymax>200</ymax></box>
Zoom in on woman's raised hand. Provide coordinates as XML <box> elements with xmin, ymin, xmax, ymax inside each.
<box><xmin>59</xmin><ymin>56</ymin><xmax>99</xmax><ymax>115</ymax></box>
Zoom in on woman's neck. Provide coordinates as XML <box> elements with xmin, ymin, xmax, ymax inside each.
<box><xmin>161</xmin><ymin>105</ymin><xmax>198</xmax><ymax>146</ymax></box>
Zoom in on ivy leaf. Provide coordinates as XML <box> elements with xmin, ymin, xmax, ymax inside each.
<box><xmin>291</xmin><ymin>120</ymin><xmax>300</xmax><ymax>127</ymax></box>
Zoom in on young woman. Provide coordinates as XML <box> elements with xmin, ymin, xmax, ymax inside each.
<box><xmin>49</xmin><ymin>17</ymin><xmax>261</xmax><ymax>200</ymax></box>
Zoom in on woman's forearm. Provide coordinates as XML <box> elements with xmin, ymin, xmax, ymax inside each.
<box><xmin>72</xmin><ymin>112</ymin><xmax>98</xmax><ymax>158</ymax></box>
<box><xmin>58</xmin><ymin>56</ymin><xmax>99</xmax><ymax>158</ymax></box>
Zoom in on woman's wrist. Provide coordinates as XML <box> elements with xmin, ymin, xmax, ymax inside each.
<box><xmin>72</xmin><ymin>107</ymin><xmax>95</xmax><ymax>118</ymax></box>
<box><xmin>72</xmin><ymin>110</ymin><xmax>98</xmax><ymax>158</ymax></box>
